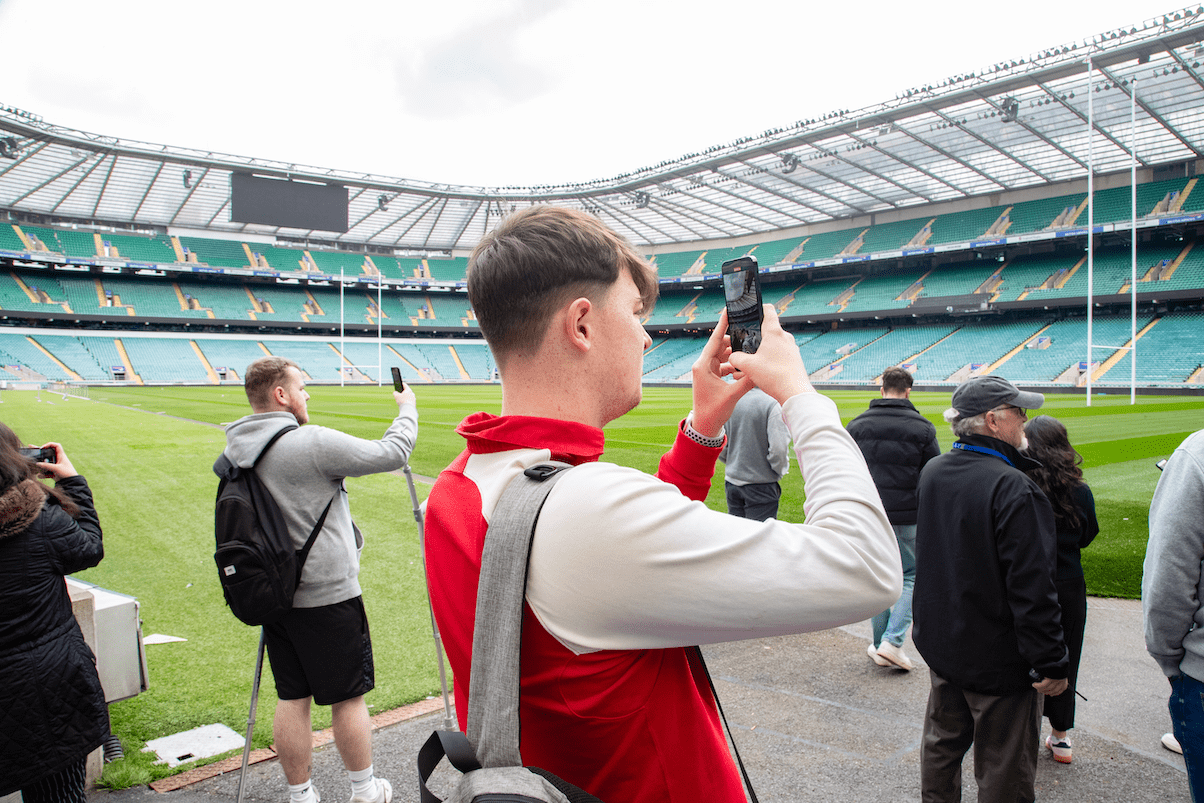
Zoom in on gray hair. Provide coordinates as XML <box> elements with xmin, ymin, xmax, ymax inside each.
<box><xmin>944</xmin><ymin>407</ymin><xmax>988</xmax><ymax>438</ymax></box>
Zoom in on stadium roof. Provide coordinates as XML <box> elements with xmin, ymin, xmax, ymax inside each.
<box><xmin>2</xmin><ymin>8</ymin><xmax>1204</xmax><ymax>253</ymax></box>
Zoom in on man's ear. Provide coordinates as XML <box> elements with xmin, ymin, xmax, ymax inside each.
<box><xmin>561</xmin><ymin>297</ymin><xmax>593</xmax><ymax>354</ymax></box>
<box><xmin>270</xmin><ymin>384</ymin><xmax>288</xmax><ymax>408</ymax></box>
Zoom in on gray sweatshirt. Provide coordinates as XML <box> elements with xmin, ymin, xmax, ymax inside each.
<box><xmin>1144</xmin><ymin>428</ymin><xmax>1204</xmax><ymax>681</ymax></box>
<box><xmin>222</xmin><ymin>403</ymin><xmax>417</xmax><ymax>608</ymax></box>
<box><xmin>718</xmin><ymin>388</ymin><xmax>790</xmax><ymax>486</ymax></box>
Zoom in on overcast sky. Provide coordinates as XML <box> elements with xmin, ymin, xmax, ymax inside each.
<box><xmin>0</xmin><ymin>0</ymin><xmax>1182</xmax><ymax>188</ymax></box>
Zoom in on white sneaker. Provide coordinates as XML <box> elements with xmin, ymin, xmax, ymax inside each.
<box><xmin>867</xmin><ymin>643</ymin><xmax>891</xmax><ymax>667</ymax></box>
<box><xmin>876</xmin><ymin>641</ymin><xmax>914</xmax><ymax>671</ymax></box>
<box><xmin>1163</xmin><ymin>732</ymin><xmax>1184</xmax><ymax>755</ymax></box>
<box><xmin>349</xmin><ymin>777</ymin><xmax>392</xmax><ymax>803</ymax></box>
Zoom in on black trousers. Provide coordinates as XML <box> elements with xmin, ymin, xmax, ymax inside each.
<box><xmin>22</xmin><ymin>757</ymin><xmax>87</xmax><ymax>803</ymax></box>
<box><xmin>1044</xmin><ymin>576</ymin><xmax>1087</xmax><ymax>732</ymax></box>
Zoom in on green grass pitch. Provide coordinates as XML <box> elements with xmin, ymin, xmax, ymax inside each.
<box><xmin>3</xmin><ymin>383</ymin><xmax>1200</xmax><ymax>786</ymax></box>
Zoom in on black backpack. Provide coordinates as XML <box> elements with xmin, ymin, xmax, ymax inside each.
<box><xmin>213</xmin><ymin>426</ymin><xmax>334</xmax><ymax>626</ymax></box>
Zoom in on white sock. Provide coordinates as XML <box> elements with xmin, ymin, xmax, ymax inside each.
<box><xmin>289</xmin><ymin>780</ymin><xmax>317</xmax><ymax>803</ymax></box>
<box><xmin>348</xmin><ymin>765</ymin><xmax>376</xmax><ymax>797</ymax></box>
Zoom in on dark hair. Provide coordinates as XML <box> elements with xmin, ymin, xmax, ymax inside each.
<box><xmin>1022</xmin><ymin>415</ymin><xmax>1083</xmax><ymax>530</ymax></box>
<box><xmin>244</xmin><ymin>356</ymin><xmax>300</xmax><ymax>410</ymax></box>
<box><xmin>0</xmin><ymin>422</ymin><xmax>78</xmax><ymax>518</ymax></box>
<box><xmin>881</xmin><ymin>366</ymin><xmax>914</xmax><ymax>395</ymax></box>
<box><xmin>466</xmin><ymin>206</ymin><xmax>658</xmax><ymax>362</ymax></box>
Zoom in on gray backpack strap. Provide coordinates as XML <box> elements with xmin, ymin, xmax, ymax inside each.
<box><xmin>466</xmin><ymin>461</ymin><xmax>573</xmax><ymax>768</ymax></box>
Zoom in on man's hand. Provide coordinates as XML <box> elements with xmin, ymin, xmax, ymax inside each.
<box><xmin>727</xmin><ymin>305</ymin><xmax>814</xmax><ymax>405</ymax></box>
<box><xmin>394</xmin><ymin>385</ymin><xmax>416</xmax><ymax>407</ymax></box>
<box><xmin>689</xmin><ymin>309</ymin><xmax>754</xmax><ymax>438</ymax></box>
<box><xmin>1033</xmin><ymin>676</ymin><xmax>1069</xmax><ymax>696</ymax></box>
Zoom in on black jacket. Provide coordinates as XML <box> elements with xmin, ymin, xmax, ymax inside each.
<box><xmin>846</xmin><ymin>398</ymin><xmax>940</xmax><ymax>525</ymax></box>
<box><xmin>0</xmin><ymin>475</ymin><xmax>108</xmax><ymax>794</ymax></box>
<box><xmin>912</xmin><ymin>435</ymin><xmax>1068</xmax><ymax>695</ymax></box>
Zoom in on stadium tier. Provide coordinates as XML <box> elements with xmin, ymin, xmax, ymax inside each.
<box><xmin>3</xmin><ymin>175</ymin><xmax>1203</xmax><ymax>288</ymax></box>
<box><xmin>0</xmin><ymin>310</ymin><xmax>1198</xmax><ymax>386</ymax></box>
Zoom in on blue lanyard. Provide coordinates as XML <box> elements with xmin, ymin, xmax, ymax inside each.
<box><xmin>952</xmin><ymin>442</ymin><xmax>1015</xmax><ymax>467</ymax></box>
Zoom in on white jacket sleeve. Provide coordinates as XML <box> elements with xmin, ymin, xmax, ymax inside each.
<box><xmin>527</xmin><ymin>392</ymin><xmax>901</xmax><ymax>654</ymax></box>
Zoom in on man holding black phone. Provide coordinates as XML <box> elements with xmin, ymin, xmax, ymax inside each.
<box><xmin>221</xmin><ymin>357</ymin><xmax>417</xmax><ymax>803</ymax></box>
<box><xmin>423</xmin><ymin>205</ymin><xmax>900</xmax><ymax>803</ymax></box>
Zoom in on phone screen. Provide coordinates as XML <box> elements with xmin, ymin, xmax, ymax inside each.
<box><xmin>391</xmin><ymin>367</ymin><xmax>405</xmax><ymax>392</ymax></box>
<box><xmin>721</xmin><ymin>256</ymin><xmax>763</xmax><ymax>353</ymax></box>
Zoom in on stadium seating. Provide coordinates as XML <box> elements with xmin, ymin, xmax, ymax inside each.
<box><xmin>909</xmin><ymin>320</ymin><xmax>1046</xmax><ymax>383</ymax></box>
<box><xmin>195</xmin><ymin>339</ymin><xmax>270</xmax><ymax>379</ymax></box>
<box><xmin>122</xmin><ymin>338</ymin><xmax>207</xmax><ymax>382</ymax></box>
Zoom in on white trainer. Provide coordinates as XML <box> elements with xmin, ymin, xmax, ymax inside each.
<box><xmin>867</xmin><ymin>643</ymin><xmax>891</xmax><ymax>667</ymax></box>
<box><xmin>349</xmin><ymin>777</ymin><xmax>392</xmax><ymax>803</ymax></box>
<box><xmin>876</xmin><ymin>641</ymin><xmax>914</xmax><ymax>671</ymax></box>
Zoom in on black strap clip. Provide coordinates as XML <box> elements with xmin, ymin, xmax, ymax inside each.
<box><xmin>524</xmin><ymin>463</ymin><xmax>567</xmax><ymax>481</ymax></box>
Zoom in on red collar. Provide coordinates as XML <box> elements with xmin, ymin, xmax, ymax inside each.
<box><xmin>456</xmin><ymin>413</ymin><xmax>605</xmax><ymax>464</ymax></box>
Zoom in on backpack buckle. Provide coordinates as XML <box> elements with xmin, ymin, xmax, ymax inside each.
<box><xmin>524</xmin><ymin>464</ymin><xmax>564</xmax><ymax>481</ymax></box>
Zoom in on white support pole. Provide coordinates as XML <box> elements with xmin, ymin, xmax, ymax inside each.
<box><xmin>340</xmin><ymin>268</ymin><xmax>345</xmax><ymax>388</ymax></box>
<box><xmin>1086</xmin><ymin>54</ymin><xmax>1095</xmax><ymax>407</ymax></box>
<box><xmin>378</xmin><ymin>277</ymin><xmax>383</xmax><ymax>387</ymax></box>
<box><xmin>1130</xmin><ymin>76</ymin><xmax>1138</xmax><ymax>405</ymax></box>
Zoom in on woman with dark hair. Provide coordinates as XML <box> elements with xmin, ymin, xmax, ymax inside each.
<box><xmin>1023</xmin><ymin>414</ymin><xmax>1100</xmax><ymax>765</ymax></box>
<box><xmin>0</xmin><ymin>423</ymin><xmax>108</xmax><ymax>802</ymax></box>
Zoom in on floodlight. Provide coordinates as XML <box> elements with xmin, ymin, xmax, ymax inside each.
<box><xmin>0</xmin><ymin>137</ymin><xmax>19</xmax><ymax>159</ymax></box>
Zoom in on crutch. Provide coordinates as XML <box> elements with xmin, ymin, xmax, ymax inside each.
<box><xmin>237</xmin><ymin>628</ymin><xmax>267</xmax><ymax>803</ymax></box>
<box><xmin>402</xmin><ymin>460</ymin><xmax>455</xmax><ymax>730</ymax></box>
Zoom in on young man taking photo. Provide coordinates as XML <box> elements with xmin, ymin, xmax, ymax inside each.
<box><xmin>423</xmin><ymin>206</ymin><xmax>901</xmax><ymax>803</ymax></box>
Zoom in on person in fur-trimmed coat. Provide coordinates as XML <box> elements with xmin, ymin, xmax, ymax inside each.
<box><xmin>0</xmin><ymin>423</ymin><xmax>107</xmax><ymax>803</ymax></box>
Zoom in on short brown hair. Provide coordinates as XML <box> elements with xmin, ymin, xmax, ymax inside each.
<box><xmin>244</xmin><ymin>356</ymin><xmax>300</xmax><ymax>410</ymax></box>
<box><xmin>881</xmin><ymin>366</ymin><xmax>914</xmax><ymax>395</ymax></box>
<box><xmin>466</xmin><ymin>206</ymin><xmax>658</xmax><ymax>361</ymax></box>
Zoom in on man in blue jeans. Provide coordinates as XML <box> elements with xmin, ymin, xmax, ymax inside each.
<box><xmin>1144</xmin><ymin>428</ymin><xmax>1204</xmax><ymax>802</ymax></box>
<box><xmin>847</xmin><ymin>367</ymin><xmax>940</xmax><ymax>670</ymax></box>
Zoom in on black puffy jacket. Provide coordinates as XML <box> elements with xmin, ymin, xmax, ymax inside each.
<box><xmin>0</xmin><ymin>475</ymin><xmax>107</xmax><ymax>795</ymax></box>
<box><xmin>846</xmin><ymin>398</ymin><xmax>941</xmax><ymax>525</ymax></box>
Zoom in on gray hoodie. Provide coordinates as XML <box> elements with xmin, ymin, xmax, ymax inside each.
<box><xmin>222</xmin><ymin>403</ymin><xmax>417</xmax><ymax>608</ymax></box>
<box><xmin>1144</xmin><ymin>428</ymin><xmax>1204</xmax><ymax>681</ymax></box>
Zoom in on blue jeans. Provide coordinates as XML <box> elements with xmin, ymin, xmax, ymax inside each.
<box><xmin>872</xmin><ymin>524</ymin><xmax>916</xmax><ymax>648</ymax></box>
<box><xmin>1170</xmin><ymin>672</ymin><xmax>1204</xmax><ymax>803</ymax></box>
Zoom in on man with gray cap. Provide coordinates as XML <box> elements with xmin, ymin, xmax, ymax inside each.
<box><xmin>913</xmin><ymin>375</ymin><xmax>1068</xmax><ymax>803</ymax></box>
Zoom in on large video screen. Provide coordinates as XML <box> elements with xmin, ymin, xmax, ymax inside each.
<box><xmin>230</xmin><ymin>173</ymin><xmax>349</xmax><ymax>233</ymax></box>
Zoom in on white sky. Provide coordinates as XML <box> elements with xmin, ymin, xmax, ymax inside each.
<box><xmin>0</xmin><ymin>0</ymin><xmax>1184</xmax><ymax>188</ymax></box>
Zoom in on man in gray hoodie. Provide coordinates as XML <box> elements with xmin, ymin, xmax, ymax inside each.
<box><xmin>1144</xmin><ymin>428</ymin><xmax>1204</xmax><ymax>803</ymax></box>
<box><xmin>223</xmin><ymin>356</ymin><xmax>417</xmax><ymax>803</ymax></box>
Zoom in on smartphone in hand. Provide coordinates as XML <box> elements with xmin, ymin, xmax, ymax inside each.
<box><xmin>391</xmin><ymin>367</ymin><xmax>405</xmax><ymax>392</ymax></box>
<box><xmin>721</xmin><ymin>255</ymin><xmax>764</xmax><ymax>354</ymax></box>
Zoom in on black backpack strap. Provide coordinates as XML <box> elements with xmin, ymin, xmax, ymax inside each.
<box><xmin>213</xmin><ymin>424</ymin><xmax>298</xmax><ymax>479</ymax></box>
<box><xmin>693</xmin><ymin>645</ymin><xmax>759</xmax><ymax>803</ymax></box>
<box><xmin>294</xmin><ymin>494</ymin><xmax>336</xmax><ymax>583</ymax></box>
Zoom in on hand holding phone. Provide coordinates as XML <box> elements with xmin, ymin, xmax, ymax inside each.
<box><xmin>391</xmin><ymin>366</ymin><xmax>405</xmax><ymax>393</ymax></box>
<box><xmin>721</xmin><ymin>256</ymin><xmax>764</xmax><ymax>354</ymax></box>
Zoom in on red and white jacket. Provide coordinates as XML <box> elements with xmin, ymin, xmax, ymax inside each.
<box><xmin>424</xmin><ymin>392</ymin><xmax>899</xmax><ymax>803</ymax></box>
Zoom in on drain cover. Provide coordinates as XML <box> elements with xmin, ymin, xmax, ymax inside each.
<box><xmin>142</xmin><ymin>723</ymin><xmax>244</xmax><ymax>767</ymax></box>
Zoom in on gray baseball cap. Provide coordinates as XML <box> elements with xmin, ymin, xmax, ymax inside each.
<box><xmin>951</xmin><ymin>375</ymin><xmax>1044</xmax><ymax>418</ymax></box>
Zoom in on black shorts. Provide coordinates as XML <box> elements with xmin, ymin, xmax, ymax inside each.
<box><xmin>264</xmin><ymin>596</ymin><xmax>374</xmax><ymax>706</ymax></box>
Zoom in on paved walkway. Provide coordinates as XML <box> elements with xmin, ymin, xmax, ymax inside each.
<box><xmin>82</xmin><ymin>597</ymin><xmax>1188</xmax><ymax>802</ymax></box>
